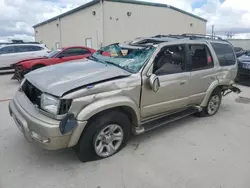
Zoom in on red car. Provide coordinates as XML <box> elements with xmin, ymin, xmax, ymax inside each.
<box><xmin>11</xmin><ymin>46</ymin><xmax>96</xmax><ymax>81</ymax></box>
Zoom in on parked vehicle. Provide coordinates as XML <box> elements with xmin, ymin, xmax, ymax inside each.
<box><xmin>234</xmin><ymin>47</ymin><xmax>248</xmax><ymax>58</ymax></box>
<box><xmin>9</xmin><ymin>34</ymin><xmax>241</xmax><ymax>162</ymax></box>
<box><xmin>236</xmin><ymin>54</ymin><xmax>250</xmax><ymax>84</ymax></box>
<box><xmin>237</xmin><ymin>61</ymin><xmax>250</xmax><ymax>81</ymax></box>
<box><xmin>11</xmin><ymin>46</ymin><xmax>96</xmax><ymax>81</ymax></box>
<box><xmin>0</xmin><ymin>44</ymin><xmax>50</xmax><ymax>71</ymax></box>
<box><xmin>237</xmin><ymin>51</ymin><xmax>250</xmax><ymax>61</ymax></box>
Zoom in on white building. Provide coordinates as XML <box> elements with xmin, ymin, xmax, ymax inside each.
<box><xmin>33</xmin><ymin>0</ymin><xmax>207</xmax><ymax>50</ymax></box>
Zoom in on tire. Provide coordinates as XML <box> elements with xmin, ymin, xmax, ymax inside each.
<box><xmin>75</xmin><ymin>111</ymin><xmax>131</xmax><ymax>163</ymax></box>
<box><xmin>197</xmin><ymin>91</ymin><xmax>222</xmax><ymax>117</ymax></box>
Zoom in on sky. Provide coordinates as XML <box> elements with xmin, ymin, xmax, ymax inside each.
<box><xmin>0</xmin><ymin>0</ymin><xmax>249</xmax><ymax>42</ymax></box>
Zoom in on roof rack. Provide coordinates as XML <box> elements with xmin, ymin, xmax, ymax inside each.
<box><xmin>153</xmin><ymin>34</ymin><xmax>184</xmax><ymax>39</ymax></box>
<box><xmin>181</xmin><ymin>33</ymin><xmax>223</xmax><ymax>40</ymax></box>
<box><xmin>153</xmin><ymin>34</ymin><xmax>224</xmax><ymax>41</ymax></box>
<box><xmin>0</xmin><ymin>42</ymin><xmax>40</xmax><ymax>45</ymax></box>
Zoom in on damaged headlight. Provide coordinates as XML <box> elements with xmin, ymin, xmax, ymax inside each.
<box><xmin>41</xmin><ymin>93</ymin><xmax>60</xmax><ymax>115</ymax></box>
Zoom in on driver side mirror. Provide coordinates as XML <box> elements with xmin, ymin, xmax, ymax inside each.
<box><xmin>149</xmin><ymin>74</ymin><xmax>160</xmax><ymax>92</ymax></box>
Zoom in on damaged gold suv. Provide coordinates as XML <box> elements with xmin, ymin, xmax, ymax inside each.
<box><xmin>9</xmin><ymin>34</ymin><xmax>241</xmax><ymax>162</ymax></box>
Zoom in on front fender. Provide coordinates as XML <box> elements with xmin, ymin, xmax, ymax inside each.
<box><xmin>76</xmin><ymin>95</ymin><xmax>140</xmax><ymax>125</ymax></box>
<box><xmin>200</xmin><ymin>80</ymin><xmax>219</xmax><ymax>107</ymax></box>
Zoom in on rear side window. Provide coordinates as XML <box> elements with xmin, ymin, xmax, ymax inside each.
<box><xmin>189</xmin><ymin>44</ymin><xmax>214</xmax><ymax>71</ymax></box>
<box><xmin>60</xmin><ymin>48</ymin><xmax>91</xmax><ymax>57</ymax></box>
<box><xmin>30</xmin><ymin>46</ymin><xmax>44</xmax><ymax>51</ymax></box>
<box><xmin>211</xmin><ymin>43</ymin><xmax>236</xmax><ymax>66</ymax></box>
<box><xmin>15</xmin><ymin>45</ymin><xmax>44</xmax><ymax>53</ymax></box>
<box><xmin>0</xmin><ymin>46</ymin><xmax>15</xmax><ymax>54</ymax></box>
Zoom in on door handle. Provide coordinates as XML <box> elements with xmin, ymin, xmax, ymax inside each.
<box><xmin>180</xmin><ymin>80</ymin><xmax>188</xmax><ymax>85</ymax></box>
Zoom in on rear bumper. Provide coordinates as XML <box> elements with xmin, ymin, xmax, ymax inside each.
<box><xmin>222</xmin><ymin>84</ymin><xmax>241</xmax><ymax>96</ymax></box>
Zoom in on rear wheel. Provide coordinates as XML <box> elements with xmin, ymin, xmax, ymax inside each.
<box><xmin>197</xmin><ymin>91</ymin><xmax>222</xmax><ymax>117</ymax></box>
<box><xmin>75</xmin><ymin>111</ymin><xmax>131</xmax><ymax>163</ymax></box>
<box><xmin>206</xmin><ymin>94</ymin><xmax>222</xmax><ymax>116</ymax></box>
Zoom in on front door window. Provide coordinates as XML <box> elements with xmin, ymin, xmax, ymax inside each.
<box><xmin>153</xmin><ymin>45</ymin><xmax>186</xmax><ymax>75</ymax></box>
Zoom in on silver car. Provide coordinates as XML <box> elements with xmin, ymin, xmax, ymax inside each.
<box><xmin>9</xmin><ymin>34</ymin><xmax>240</xmax><ymax>162</ymax></box>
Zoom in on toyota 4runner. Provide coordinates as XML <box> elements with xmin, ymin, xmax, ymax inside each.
<box><xmin>9</xmin><ymin>34</ymin><xmax>241</xmax><ymax>162</ymax></box>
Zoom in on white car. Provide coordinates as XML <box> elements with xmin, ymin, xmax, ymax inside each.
<box><xmin>0</xmin><ymin>44</ymin><xmax>50</xmax><ymax>70</ymax></box>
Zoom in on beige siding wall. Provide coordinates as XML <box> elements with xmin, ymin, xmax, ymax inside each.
<box><xmin>103</xmin><ymin>1</ymin><xmax>206</xmax><ymax>45</ymax></box>
<box><xmin>60</xmin><ymin>3</ymin><xmax>103</xmax><ymax>50</ymax></box>
<box><xmin>35</xmin><ymin>1</ymin><xmax>206</xmax><ymax>50</ymax></box>
<box><xmin>35</xmin><ymin>19</ymin><xmax>61</xmax><ymax>50</ymax></box>
<box><xmin>35</xmin><ymin>3</ymin><xmax>103</xmax><ymax>50</ymax></box>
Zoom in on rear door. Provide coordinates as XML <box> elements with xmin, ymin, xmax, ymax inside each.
<box><xmin>187</xmin><ymin>44</ymin><xmax>218</xmax><ymax>105</ymax></box>
<box><xmin>210</xmin><ymin>42</ymin><xmax>237</xmax><ymax>84</ymax></box>
<box><xmin>14</xmin><ymin>45</ymin><xmax>46</xmax><ymax>61</ymax></box>
<box><xmin>0</xmin><ymin>46</ymin><xmax>19</xmax><ymax>68</ymax></box>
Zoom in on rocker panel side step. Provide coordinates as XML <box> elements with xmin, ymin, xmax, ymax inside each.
<box><xmin>142</xmin><ymin>108</ymin><xmax>198</xmax><ymax>132</ymax></box>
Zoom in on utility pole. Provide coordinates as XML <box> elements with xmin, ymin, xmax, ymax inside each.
<box><xmin>212</xmin><ymin>25</ymin><xmax>214</xmax><ymax>38</ymax></box>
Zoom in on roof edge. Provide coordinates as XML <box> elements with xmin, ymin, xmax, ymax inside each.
<box><xmin>33</xmin><ymin>0</ymin><xmax>100</xmax><ymax>28</ymax></box>
<box><xmin>105</xmin><ymin>0</ymin><xmax>207</xmax><ymax>22</ymax></box>
<box><xmin>33</xmin><ymin>0</ymin><xmax>207</xmax><ymax>28</ymax></box>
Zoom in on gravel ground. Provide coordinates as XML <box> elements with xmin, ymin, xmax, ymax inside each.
<box><xmin>0</xmin><ymin>74</ymin><xmax>250</xmax><ymax>188</ymax></box>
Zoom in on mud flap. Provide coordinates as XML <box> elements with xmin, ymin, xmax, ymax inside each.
<box><xmin>222</xmin><ymin>85</ymin><xmax>241</xmax><ymax>96</ymax></box>
<box><xmin>59</xmin><ymin>113</ymin><xmax>78</xmax><ymax>135</ymax></box>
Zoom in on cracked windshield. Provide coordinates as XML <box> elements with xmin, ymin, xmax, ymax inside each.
<box><xmin>0</xmin><ymin>0</ymin><xmax>249</xmax><ymax>188</ymax></box>
<box><xmin>90</xmin><ymin>43</ymin><xmax>156</xmax><ymax>73</ymax></box>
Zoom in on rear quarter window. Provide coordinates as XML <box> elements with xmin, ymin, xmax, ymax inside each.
<box><xmin>0</xmin><ymin>46</ymin><xmax>15</xmax><ymax>54</ymax></box>
<box><xmin>211</xmin><ymin>43</ymin><xmax>236</xmax><ymax>66</ymax></box>
<box><xmin>15</xmin><ymin>45</ymin><xmax>44</xmax><ymax>53</ymax></box>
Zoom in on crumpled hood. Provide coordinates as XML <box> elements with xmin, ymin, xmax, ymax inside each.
<box><xmin>25</xmin><ymin>59</ymin><xmax>131</xmax><ymax>97</ymax></box>
<box><xmin>12</xmin><ymin>57</ymin><xmax>48</xmax><ymax>66</ymax></box>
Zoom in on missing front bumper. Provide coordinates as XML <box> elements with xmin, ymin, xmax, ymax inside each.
<box><xmin>11</xmin><ymin>66</ymin><xmax>28</xmax><ymax>81</ymax></box>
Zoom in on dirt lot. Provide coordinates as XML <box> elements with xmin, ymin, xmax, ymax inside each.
<box><xmin>0</xmin><ymin>74</ymin><xmax>250</xmax><ymax>188</ymax></box>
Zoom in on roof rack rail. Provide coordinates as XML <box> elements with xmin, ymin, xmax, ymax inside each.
<box><xmin>0</xmin><ymin>42</ymin><xmax>41</xmax><ymax>45</ymax></box>
<box><xmin>153</xmin><ymin>34</ymin><xmax>184</xmax><ymax>39</ymax></box>
<box><xmin>153</xmin><ymin>33</ymin><xmax>225</xmax><ymax>41</ymax></box>
<box><xmin>181</xmin><ymin>33</ymin><xmax>223</xmax><ymax>40</ymax></box>
<box><xmin>154</xmin><ymin>35</ymin><xmax>168</xmax><ymax>38</ymax></box>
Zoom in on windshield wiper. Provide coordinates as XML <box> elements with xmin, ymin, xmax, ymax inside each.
<box><xmin>104</xmin><ymin>60</ymin><xmax>129</xmax><ymax>72</ymax></box>
<box><xmin>87</xmin><ymin>55</ymin><xmax>106</xmax><ymax>64</ymax></box>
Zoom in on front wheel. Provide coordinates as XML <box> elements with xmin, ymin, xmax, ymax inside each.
<box><xmin>75</xmin><ymin>111</ymin><xmax>131</xmax><ymax>162</ymax></box>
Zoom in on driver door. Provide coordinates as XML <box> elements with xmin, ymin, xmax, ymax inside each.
<box><xmin>140</xmin><ymin>44</ymin><xmax>191</xmax><ymax>119</ymax></box>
